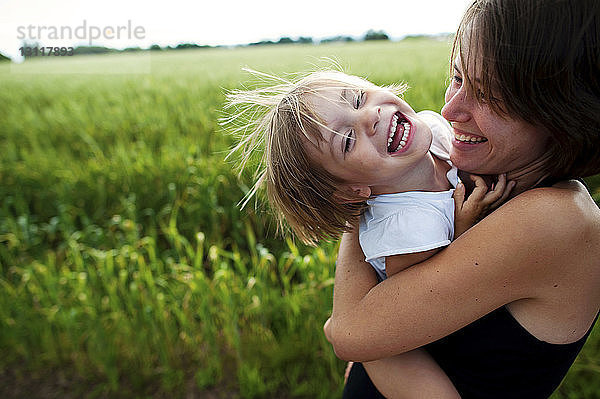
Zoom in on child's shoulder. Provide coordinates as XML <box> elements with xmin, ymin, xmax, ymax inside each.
<box><xmin>418</xmin><ymin>110</ymin><xmax>453</xmax><ymax>160</ymax></box>
<box><xmin>417</xmin><ymin>110</ymin><xmax>450</xmax><ymax>128</ymax></box>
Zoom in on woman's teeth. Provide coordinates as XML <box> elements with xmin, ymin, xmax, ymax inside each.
<box><xmin>454</xmin><ymin>133</ymin><xmax>487</xmax><ymax>143</ymax></box>
<box><xmin>388</xmin><ymin>113</ymin><xmax>410</xmax><ymax>152</ymax></box>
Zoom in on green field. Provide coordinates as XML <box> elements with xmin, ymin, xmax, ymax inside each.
<box><xmin>1</xmin><ymin>40</ymin><xmax>599</xmax><ymax>398</ymax></box>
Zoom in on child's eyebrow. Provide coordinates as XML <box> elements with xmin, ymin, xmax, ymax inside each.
<box><xmin>340</xmin><ymin>88</ymin><xmax>352</xmax><ymax>104</ymax></box>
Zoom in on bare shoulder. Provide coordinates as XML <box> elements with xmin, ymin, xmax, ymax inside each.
<box><xmin>489</xmin><ymin>180</ymin><xmax>600</xmax><ymax>241</ymax></box>
<box><xmin>492</xmin><ymin>180</ymin><xmax>600</xmax><ymax>343</ymax></box>
<box><xmin>478</xmin><ymin>180</ymin><xmax>600</xmax><ymax>284</ymax></box>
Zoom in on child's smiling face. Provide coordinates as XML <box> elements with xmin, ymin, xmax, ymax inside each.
<box><xmin>303</xmin><ymin>74</ymin><xmax>434</xmax><ymax>196</ymax></box>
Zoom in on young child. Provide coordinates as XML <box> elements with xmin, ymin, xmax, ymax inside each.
<box><xmin>224</xmin><ymin>69</ymin><xmax>511</xmax><ymax>398</ymax></box>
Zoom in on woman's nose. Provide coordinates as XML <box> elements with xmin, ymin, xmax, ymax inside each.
<box><xmin>441</xmin><ymin>85</ymin><xmax>471</xmax><ymax>123</ymax></box>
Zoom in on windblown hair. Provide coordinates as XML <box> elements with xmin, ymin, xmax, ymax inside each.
<box><xmin>223</xmin><ymin>69</ymin><xmax>406</xmax><ymax>245</ymax></box>
<box><xmin>454</xmin><ymin>0</ymin><xmax>600</xmax><ymax>179</ymax></box>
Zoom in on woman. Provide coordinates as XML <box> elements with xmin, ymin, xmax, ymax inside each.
<box><xmin>325</xmin><ymin>0</ymin><xmax>600</xmax><ymax>397</ymax></box>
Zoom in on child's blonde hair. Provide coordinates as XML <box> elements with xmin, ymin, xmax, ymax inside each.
<box><xmin>224</xmin><ymin>69</ymin><xmax>407</xmax><ymax>245</ymax></box>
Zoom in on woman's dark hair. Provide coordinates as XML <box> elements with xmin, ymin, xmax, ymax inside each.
<box><xmin>454</xmin><ymin>0</ymin><xmax>600</xmax><ymax>179</ymax></box>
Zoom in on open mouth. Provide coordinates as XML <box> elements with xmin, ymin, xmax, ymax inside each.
<box><xmin>387</xmin><ymin>112</ymin><xmax>411</xmax><ymax>153</ymax></box>
<box><xmin>453</xmin><ymin>132</ymin><xmax>488</xmax><ymax>143</ymax></box>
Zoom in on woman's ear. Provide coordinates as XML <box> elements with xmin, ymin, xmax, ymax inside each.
<box><xmin>335</xmin><ymin>185</ymin><xmax>372</xmax><ymax>203</ymax></box>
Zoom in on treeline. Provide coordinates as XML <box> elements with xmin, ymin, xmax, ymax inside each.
<box><xmin>13</xmin><ymin>31</ymin><xmax>449</xmax><ymax>61</ymax></box>
<box><xmin>152</xmin><ymin>29</ymin><xmax>392</xmax><ymax>49</ymax></box>
<box><xmin>34</xmin><ymin>30</ymin><xmax>390</xmax><ymax>57</ymax></box>
<box><xmin>71</xmin><ymin>42</ymin><xmax>211</xmax><ymax>56</ymax></box>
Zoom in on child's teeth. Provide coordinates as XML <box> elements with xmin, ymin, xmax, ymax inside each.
<box><xmin>388</xmin><ymin>114</ymin><xmax>412</xmax><ymax>153</ymax></box>
<box><xmin>402</xmin><ymin>123</ymin><xmax>410</xmax><ymax>140</ymax></box>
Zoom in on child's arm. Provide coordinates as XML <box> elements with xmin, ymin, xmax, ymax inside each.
<box><xmin>384</xmin><ymin>174</ymin><xmax>515</xmax><ymax>276</ymax></box>
<box><xmin>384</xmin><ymin>248</ymin><xmax>441</xmax><ymax>276</ymax></box>
<box><xmin>387</xmin><ymin>174</ymin><xmax>515</xmax><ymax>276</ymax></box>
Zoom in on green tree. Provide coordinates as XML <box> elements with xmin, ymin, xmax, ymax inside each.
<box><xmin>364</xmin><ymin>29</ymin><xmax>389</xmax><ymax>41</ymax></box>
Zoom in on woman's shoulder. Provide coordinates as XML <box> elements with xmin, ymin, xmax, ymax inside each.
<box><xmin>496</xmin><ymin>180</ymin><xmax>600</xmax><ymax>343</ymax></box>
<box><xmin>467</xmin><ymin>178</ymin><xmax>600</xmax><ymax>290</ymax></box>
<box><xmin>494</xmin><ymin>179</ymin><xmax>600</xmax><ymax>235</ymax></box>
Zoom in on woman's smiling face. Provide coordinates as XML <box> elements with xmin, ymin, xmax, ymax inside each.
<box><xmin>303</xmin><ymin>74</ymin><xmax>433</xmax><ymax>196</ymax></box>
<box><xmin>442</xmin><ymin>58</ymin><xmax>551</xmax><ymax>177</ymax></box>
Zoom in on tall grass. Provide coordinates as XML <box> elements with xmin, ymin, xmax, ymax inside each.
<box><xmin>0</xmin><ymin>40</ymin><xmax>598</xmax><ymax>398</ymax></box>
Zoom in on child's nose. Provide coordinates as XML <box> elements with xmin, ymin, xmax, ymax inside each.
<box><xmin>363</xmin><ymin>106</ymin><xmax>380</xmax><ymax>136</ymax></box>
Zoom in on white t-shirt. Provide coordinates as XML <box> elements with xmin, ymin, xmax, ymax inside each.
<box><xmin>359</xmin><ymin>111</ymin><xmax>459</xmax><ymax>281</ymax></box>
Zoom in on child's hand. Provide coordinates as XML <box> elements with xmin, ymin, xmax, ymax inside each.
<box><xmin>453</xmin><ymin>173</ymin><xmax>515</xmax><ymax>238</ymax></box>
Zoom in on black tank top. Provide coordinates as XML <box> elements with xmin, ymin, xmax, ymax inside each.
<box><xmin>425</xmin><ymin>306</ymin><xmax>598</xmax><ymax>398</ymax></box>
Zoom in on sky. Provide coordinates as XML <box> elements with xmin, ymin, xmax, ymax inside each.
<box><xmin>0</xmin><ymin>0</ymin><xmax>474</xmax><ymax>60</ymax></box>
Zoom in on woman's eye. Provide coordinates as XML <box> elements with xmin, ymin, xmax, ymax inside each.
<box><xmin>344</xmin><ymin>130</ymin><xmax>355</xmax><ymax>153</ymax></box>
<box><xmin>452</xmin><ymin>75</ymin><xmax>463</xmax><ymax>87</ymax></box>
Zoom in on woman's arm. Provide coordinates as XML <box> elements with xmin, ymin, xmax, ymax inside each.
<box><xmin>385</xmin><ymin>174</ymin><xmax>514</xmax><ymax>277</ymax></box>
<box><xmin>328</xmin><ymin>184</ymin><xmax>590</xmax><ymax>362</ymax></box>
